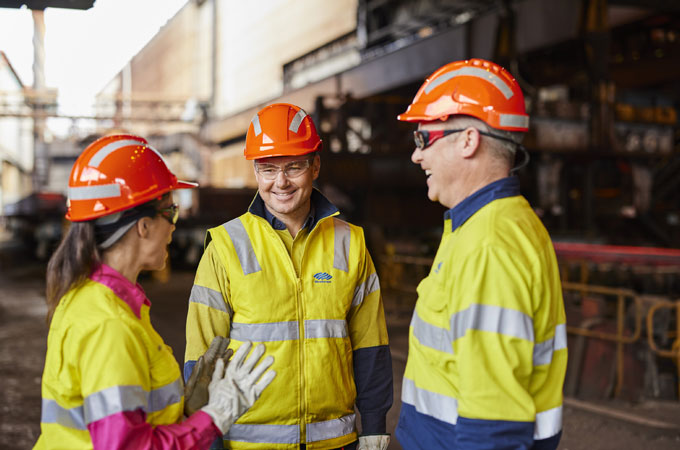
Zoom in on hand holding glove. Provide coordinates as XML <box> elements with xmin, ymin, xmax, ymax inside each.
<box><xmin>201</xmin><ymin>341</ymin><xmax>276</xmax><ymax>434</ymax></box>
<box><xmin>184</xmin><ymin>336</ymin><xmax>232</xmax><ymax>416</ymax></box>
<box><xmin>357</xmin><ymin>434</ymin><xmax>390</xmax><ymax>450</ymax></box>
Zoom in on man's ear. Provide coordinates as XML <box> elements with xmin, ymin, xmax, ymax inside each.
<box><xmin>312</xmin><ymin>154</ymin><xmax>321</xmax><ymax>180</ymax></box>
<box><xmin>460</xmin><ymin>127</ymin><xmax>481</xmax><ymax>159</ymax></box>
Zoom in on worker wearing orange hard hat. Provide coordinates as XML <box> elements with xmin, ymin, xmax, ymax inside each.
<box><xmin>35</xmin><ymin>134</ymin><xmax>276</xmax><ymax>449</ymax></box>
<box><xmin>185</xmin><ymin>103</ymin><xmax>393</xmax><ymax>450</ymax></box>
<box><xmin>394</xmin><ymin>59</ymin><xmax>567</xmax><ymax>450</ymax></box>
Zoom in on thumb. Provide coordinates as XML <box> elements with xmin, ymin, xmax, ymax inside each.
<box><xmin>211</xmin><ymin>357</ymin><xmax>226</xmax><ymax>384</ymax></box>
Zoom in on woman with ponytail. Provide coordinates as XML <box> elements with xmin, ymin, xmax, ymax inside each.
<box><xmin>35</xmin><ymin>135</ymin><xmax>276</xmax><ymax>450</ymax></box>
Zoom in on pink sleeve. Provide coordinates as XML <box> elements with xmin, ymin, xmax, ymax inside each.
<box><xmin>87</xmin><ymin>409</ymin><xmax>221</xmax><ymax>450</ymax></box>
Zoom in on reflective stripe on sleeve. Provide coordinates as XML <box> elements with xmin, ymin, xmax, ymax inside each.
<box><xmin>533</xmin><ymin>323</ymin><xmax>567</xmax><ymax>366</ymax></box>
<box><xmin>411</xmin><ymin>310</ymin><xmax>453</xmax><ymax>354</ymax></box>
<box><xmin>351</xmin><ymin>272</ymin><xmax>379</xmax><ymax>307</ymax></box>
<box><xmin>41</xmin><ymin>399</ymin><xmax>86</xmax><ymax>430</ymax></box>
<box><xmin>402</xmin><ymin>378</ymin><xmax>458</xmax><ymax>425</ymax></box>
<box><xmin>227</xmin><ymin>423</ymin><xmax>300</xmax><ymax>444</ymax></box>
<box><xmin>189</xmin><ymin>284</ymin><xmax>231</xmax><ymax>316</ymax></box>
<box><xmin>68</xmin><ymin>184</ymin><xmax>121</xmax><ymax>201</ymax></box>
<box><xmin>333</xmin><ymin>218</ymin><xmax>350</xmax><ymax>272</ymax></box>
<box><xmin>230</xmin><ymin>321</ymin><xmax>299</xmax><ymax>341</ymax></box>
<box><xmin>450</xmin><ymin>304</ymin><xmax>534</xmax><ymax>343</ymax></box>
<box><xmin>288</xmin><ymin>109</ymin><xmax>307</xmax><ymax>133</ymax></box>
<box><xmin>534</xmin><ymin>405</ymin><xmax>562</xmax><ymax>439</ymax></box>
<box><xmin>224</xmin><ymin>218</ymin><xmax>262</xmax><ymax>275</ymax></box>
<box><xmin>84</xmin><ymin>377</ymin><xmax>183</xmax><ymax>423</ymax></box>
<box><xmin>424</xmin><ymin>67</ymin><xmax>514</xmax><ymax>99</ymax></box>
<box><xmin>147</xmin><ymin>378</ymin><xmax>183</xmax><ymax>413</ymax></box>
<box><xmin>307</xmin><ymin>413</ymin><xmax>356</xmax><ymax>442</ymax></box>
<box><xmin>500</xmin><ymin>113</ymin><xmax>529</xmax><ymax>129</ymax></box>
<box><xmin>305</xmin><ymin>319</ymin><xmax>348</xmax><ymax>338</ymax></box>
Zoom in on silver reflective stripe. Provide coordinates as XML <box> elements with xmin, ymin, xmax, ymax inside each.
<box><xmin>251</xmin><ymin>113</ymin><xmax>262</xmax><ymax>136</ymax></box>
<box><xmin>224</xmin><ymin>218</ymin><xmax>262</xmax><ymax>275</ymax></box>
<box><xmin>411</xmin><ymin>310</ymin><xmax>453</xmax><ymax>354</ymax></box>
<box><xmin>333</xmin><ymin>218</ymin><xmax>350</xmax><ymax>272</ymax></box>
<box><xmin>402</xmin><ymin>378</ymin><xmax>458</xmax><ymax>425</ymax></box>
<box><xmin>500</xmin><ymin>113</ymin><xmax>529</xmax><ymax>129</ymax></box>
<box><xmin>533</xmin><ymin>323</ymin><xmax>567</xmax><ymax>366</ymax></box>
<box><xmin>352</xmin><ymin>272</ymin><xmax>380</xmax><ymax>307</ymax></box>
<box><xmin>68</xmin><ymin>184</ymin><xmax>121</xmax><ymax>200</ymax></box>
<box><xmin>288</xmin><ymin>108</ymin><xmax>307</xmax><ymax>133</ymax></box>
<box><xmin>83</xmin><ymin>385</ymin><xmax>147</xmax><ymax>423</ymax></box>
<box><xmin>307</xmin><ymin>414</ymin><xmax>356</xmax><ymax>442</ymax></box>
<box><xmin>41</xmin><ymin>399</ymin><xmax>86</xmax><ymax>430</ymax></box>
<box><xmin>424</xmin><ymin>67</ymin><xmax>514</xmax><ymax>99</ymax></box>
<box><xmin>147</xmin><ymin>378</ymin><xmax>183</xmax><ymax>413</ymax></box>
<box><xmin>189</xmin><ymin>284</ymin><xmax>231</xmax><ymax>316</ymax></box>
<box><xmin>227</xmin><ymin>423</ymin><xmax>300</xmax><ymax>444</ymax></box>
<box><xmin>88</xmin><ymin>139</ymin><xmax>142</xmax><ymax>167</ymax></box>
<box><xmin>450</xmin><ymin>304</ymin><xmax>534</xmax><ymax>343</ymax></box>
<box><xmin>305</xmin><ymin>319</ymin><xmax>347</xmax><ymax>338</ymax></box>
<box><xmin>534</xmin><ymin>405</ymin><xmax>562</xmax><ymax>439</ymax></box>
<box><xmin>230</xmin><ymin>321</ymin><xmax>299</xmax><ymax>342</ymax></box>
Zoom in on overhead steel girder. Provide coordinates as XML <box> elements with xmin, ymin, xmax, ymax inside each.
<box><xmin>0</xmin><ymin>0</ymin><xmax>95</xmax><ymax>9</ymax></box>
<box><xmin>201</xmin><ymin>0</ymin><xmax>651</xmax><ymax>144</ymax></box>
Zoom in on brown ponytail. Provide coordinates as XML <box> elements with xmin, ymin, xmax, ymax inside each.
<box><xmin>45</xmin><ymin>222</ymin><xmax>100</xmax><ymax>324</ymax></box>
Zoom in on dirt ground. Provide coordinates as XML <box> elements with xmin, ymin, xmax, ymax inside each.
<box><xmin>1</xmin><ymin>262</ymin><xmax>680</xmax><ymax>449</ymax></box>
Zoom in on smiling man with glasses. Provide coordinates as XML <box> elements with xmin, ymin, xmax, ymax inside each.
<box><xmin>395</xmin><ymin>59</ymin><xmax>567</xmax><ymax>450</ymax></box>
<box><xmin>185</xmin><ymin>103</ymin><xmax>393</xmax><ymax>450</ymax></box>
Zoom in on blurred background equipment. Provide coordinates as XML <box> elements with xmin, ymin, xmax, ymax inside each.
<box><xmin>2</xmin><ymin>1</ymin><xmax>680</xmax><ymax>448</ymax></box>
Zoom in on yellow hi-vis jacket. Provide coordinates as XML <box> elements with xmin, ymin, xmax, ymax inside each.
<box><xmin>185</xmin><ymin>191</ymin><xmax>392</xmax><ymax>450</ymax></box>
<box><xmin>35</xmin><ymin>266</ymin><xmax>188</xmax><ymax>449</ymax></box>
<box><xmin>396</xmin><ymin>177</ymin><xmax>567</xmax><ymax>450</ymax></box>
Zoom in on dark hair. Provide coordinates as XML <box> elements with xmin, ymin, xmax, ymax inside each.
<box><xmin>45</xmin><ymin>221</ymin><xmax>100</xmax><ymax>324</ymax></box>
<box><xmin>44</xmin><ymin>194</ymin><xmax>169</xmax><ymax>323</ymax></box>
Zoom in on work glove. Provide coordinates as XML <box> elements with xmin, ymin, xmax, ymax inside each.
<box><xmin>357</xmin><ymin>434</ymin><xmax>390</xmax><ymax>450</ymax></box>
<box><xmin>184</xmin><ymin>336</ymin><xmax>232</xmax><ymax>417</ymax></box>
<box><xmin>201</xmin><ymin>341</ymin><xmax>276</xmax><ymax>434</ymax></box>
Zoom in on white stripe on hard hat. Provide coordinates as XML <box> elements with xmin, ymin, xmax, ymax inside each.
<box><xmin>499</xmin><ymin>113</ymin><xmax>529</xmax><ymax>129</ymax></box>
<box><xmin>288</xmin><ymin>109</ymin><xmax>308</xmax><ymax>133</ymax></box>
<box><xmin>425</xmin><ymin>66</ymin><xmax>514</xmax><ymax>100</ymax></box>
<box><xmin>88</xmin><ymin>138</ymin><xmax>168</xmax><ymax>168</ymax></box>
<box><xmin>251</xmin><ymin>113</ymin><xmax>262</xmax><ymax>136</ymax></box>
<box><xmin>68</xmin><ymin>184</ymin><xmax>121</xmax><ymax>201</ymax></box>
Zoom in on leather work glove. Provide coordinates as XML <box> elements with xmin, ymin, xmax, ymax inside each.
<box><xmin>357</xmin><ymin>434</ymin><xmax>390</xmax><ymax>450</ymax></box>
<box><xmin>201</xmin><ymin>341</ymin><xmax>276</xmax><ymax>434</ymax></box>
<box><xmin>184</xmin><ymin>336</ymin><xmax>232</xmax><ymax>417</ymax></box>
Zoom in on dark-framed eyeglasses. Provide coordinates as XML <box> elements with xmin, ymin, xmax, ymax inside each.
<box><xmin>413</xmin><ymin>129</ymin><xmax>466</xmax><ymax>150</ymax></box>
<box><xmin>254</xmin><ymin>158</ymin><xmax>313</xmax><ymax>181</ymax></box>
<box><xmin>157</xmin><ymin>203</ymin><xmax>179</xmax><ymax>224</ymax></box>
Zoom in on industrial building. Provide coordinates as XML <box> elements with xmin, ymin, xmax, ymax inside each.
<box><xmin>1</xmin><ymin>1</ymin><xmax>680</xmax><ymax>448</ymax></box>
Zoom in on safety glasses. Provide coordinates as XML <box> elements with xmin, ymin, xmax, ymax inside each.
<box><xmin>413</xmin><ymin>129</ymin><xmax>466</xmax><ymax>150</ymax></box>
<box><xmin>156</xmin><ymin>203</ymin><xmax>179</xmax><ymax>225</ymax></box>
<box><xmin>254</xmin><ymin>158</ymin><xmax>313</xmax><ymax>181</ymax></box>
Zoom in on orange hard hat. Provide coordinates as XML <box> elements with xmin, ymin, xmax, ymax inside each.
<box><xmin>244</xmin><ymin>103</ymin><xmax>321</xmax><ymax>160</ymax></box>
<box><xmin>398</xmin><ymin>58</ymin><xmax>529</xmax><ymax>132</ymax></box>
<box><xmin>66</xmin><ymin>134</ymin><xmax>197</xmax><ymax>222</ymax></box>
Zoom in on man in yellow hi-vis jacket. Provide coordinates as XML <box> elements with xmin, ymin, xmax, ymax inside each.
<box><xmin>394</xmin><ymin>59</ymin><xmax>567</xmax><ymax>450</ymax></box>
<box><xmin>185</xmin><ymin>103</ymin><xmax>393</xmax><ymax>450</ymax></box>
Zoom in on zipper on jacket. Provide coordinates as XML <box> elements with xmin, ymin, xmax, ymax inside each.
<box><xmin>296</xmin><ymin>276</ymin><xmax>306</xmax><ymax>443</ymax></box>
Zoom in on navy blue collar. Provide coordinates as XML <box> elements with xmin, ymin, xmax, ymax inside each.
<box><xmin>444</xmin><ymin>176</ymin><xmax>520</xmax><ymax>231</ymax></box>
<box><xmin>249</xmin><ymin>188</ymin><xmax>339</xmax><ymax>232</ymax></box>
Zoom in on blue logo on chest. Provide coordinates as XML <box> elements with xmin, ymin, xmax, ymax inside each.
<box><xmin>313</xmin><ymin>272</ymin><xmax>333</xmax><ymax>283</ymax></box>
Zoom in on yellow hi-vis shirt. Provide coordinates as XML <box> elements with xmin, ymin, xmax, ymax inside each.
<box><xmin>185</xmin><ymin>191</ymin><xmax>391</xmax><ymax>450</ymax></box>
<box><xmin>35</xmin><ymin>265</ymin><xmax>185</xmax><ymax>449</ymax></box>
<box><xmin>396</xmin><ymin>177</ymin><xmax>567</xmax><ymax>450</ymax></box>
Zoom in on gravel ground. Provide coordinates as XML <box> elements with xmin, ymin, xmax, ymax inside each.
<box><xmin>2</xmin><ymin>263</ymin><xmax>679</xmax><ymax>449</ymax></box>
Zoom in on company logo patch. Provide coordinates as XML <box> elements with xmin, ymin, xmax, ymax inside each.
<box><xmin>434</xmin><ymin>261</ymin><xmax>443</xmax><ymax>274</ymax></box>
<box><xmin>313</xmin><ymin>272</ymin><xmax>333</xmax><ymax>283</ymax></box>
